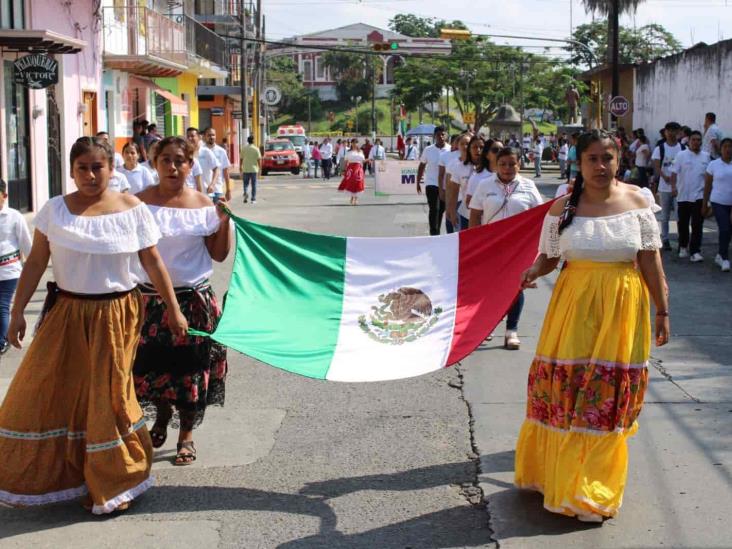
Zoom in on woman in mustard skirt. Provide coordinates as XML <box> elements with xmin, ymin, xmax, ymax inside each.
<box><xmin>516</xmin><ymin>130</ymin><xmax>670</xmax><ymax>522</ymax></box>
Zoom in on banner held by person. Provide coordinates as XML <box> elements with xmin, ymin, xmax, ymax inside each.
<box><xmin>374</xmin><ymin>160</ymin><xmax>420</xmax><ymax>196</ymax></box>
<box><xmin>191</xmin><ymin>201</ymin><xmax>554</xmax><ymax>382</ymax></box>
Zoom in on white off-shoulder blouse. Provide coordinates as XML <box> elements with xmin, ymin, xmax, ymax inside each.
<box><xmin>33</xmin><ymin>196</ymin><xmax>161</xmax><ymax>293</ymax></box>
<box><xmin>142</xmin><ymin>205</ymin><xmax>221</xmax><ymax>287</ymax></box>
<box><xmin>538</xmin><ymin>188</ymin><xmax>663</xmax><ymax>262</ymax></box>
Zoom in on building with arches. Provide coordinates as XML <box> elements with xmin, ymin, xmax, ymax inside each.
<box><xmin>272</xmin><ymin>23</ymin><xmax>451</xmax><ymax>101</ymax></box>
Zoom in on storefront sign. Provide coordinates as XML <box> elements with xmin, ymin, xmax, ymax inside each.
<box><xmin>374</xmin><ymin>160</ymin><xmax>421</xmax><ymax>196</ymax></box>
<box><xmin>13</xmin><ymin>54</ymin><xmax>59</xmax><ymax>90</ymax></box>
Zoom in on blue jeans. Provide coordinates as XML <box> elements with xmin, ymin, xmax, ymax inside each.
<box><xmin>712</xmin><ymin>202</ymin><xmax>732</xmax><ymax>260</ymax></box>
<box><xmin>534</xmin><ymin>156</ymin><xmax>541</xmax><ymax>177</ymax></box>
<box><xmin>659</xmin><ymin>191</ymin><xmax>675</xmax><ymax>242</ymax></box>
<box><xmin>243</xmin><ymin>172</ymin><xmax>257</xmax><ymax>201</ymax></box>
<box><xmin>506</xmin><ymin>290</ymin><xmax>524</xmax><ymax>331</ymax></box>
<box><xmin>0</xmin><ymin>278</ymin><xmax>18</xmax><ymax>344</ymax></box>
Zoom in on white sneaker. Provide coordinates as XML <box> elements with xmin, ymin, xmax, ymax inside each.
<box><xmin>251</xmin><ymin>199</ymin><xmax>257</xmax><ymax>204</ymax></box>
<box><xmin>723</xmin><ymin>260</ymin><xmax>731</xmax><ymax>272</ymax></box>
<box><xmin>678</xmin><ymin>248</ymin><xmax>689</xmax><ymax>258</ymax></box>
<box><xmin>715</xmin><ymin>254</ymin><xmax>724</xmax><ymax>268</ymax></box>
<box><xmin>504</xmin><ymin>331</ymin><xmax>520</xmax><ymax>350</ymax></box>
<box><xmin>690</xmin><ymin>253</ymin><xmax>704</xmax><ymax>263</ymax></box>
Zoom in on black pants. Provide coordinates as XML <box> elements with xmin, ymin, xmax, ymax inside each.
<box><xmin>321</xmin><ymin>158</ymin><xmax>332</xmax><ymax>179</ymax></box>
<box><xmin>677</xmin><ymin>199</ymin><xmax>704</xmax><ymax>254</ymax></box>
<box><xmin>426</xmin><ymin>186</ymin><xmax>445</xmax><ymax>236</ymax></box>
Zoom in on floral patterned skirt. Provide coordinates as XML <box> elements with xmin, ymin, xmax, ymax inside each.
<box><xmin>514</xmin><ymin>261</ymin><xmax>650</xmax><ymax>520</ymax></box>
<box><xmin>133</xmin><ymin>283</ymin><xmax>227</xmax><ymax>430</ymax></box>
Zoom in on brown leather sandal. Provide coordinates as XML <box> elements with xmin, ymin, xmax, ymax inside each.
<box><xmin>174</xmin><ymin>441</ymin><xmax>196</xmax><ymax>466</ymax></box>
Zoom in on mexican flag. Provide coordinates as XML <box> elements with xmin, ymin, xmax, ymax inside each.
<box><xmin>201</xmin><ymin>201</ymin><xmax>553</xmax><ymax>382</ymax></box>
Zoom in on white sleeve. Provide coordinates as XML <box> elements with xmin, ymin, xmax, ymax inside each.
<box><xmin>419</xmin><ymin>148</ymin><xmax>428</xmax><ymax>163</ymax></box>
<box><xmin>16</xmin><ymin>213</ymin><xmax>32</xmax><ymax>257</ymax></box>
<box><xmin>143</xmin><ymin>168</ymin><xmax>155</xmax><ymax>189</ymax></box>
<box><xmin>33</xmin><ymin>200</ymin><xmax>52</xmax><ymax>235</ymax></box>
<box><xmin>651</xmin><ymin>146</ymin><xmax>661</xmax><ymax>161</ymax></box>
<box><xmin>469</xmin><ymin>181</ymin><xmax>486</xmax><ymax>211</ymax></box>
<box><xmin>638</xmin><ymin>187</ymin><xmax>662</xmax><ymax>213</ymax></box>
<box><xmin>538</xmin><ymin>215</ymin><xmax>561</xmax><ymax>258</ymax></box>
<box><xmin>554</xmin><ymin>183</ymin><xmax>569</xmax><ymax>198</ymax></box>
<box><xmin>220</xmin><ymin>151</ymin><xmax>231</xmax><ymax>170</ymax></box>
<box><xmin>637</xmin><ymin>209</ymin><xmax>663</xmax><ymax>250</ymax></box>
<box><xmin>706</xmin><ymin>160</ymin><xmax>716</xmax><ymax>176</ymax></box>
<box><xmin>192</xmin><ymin>160</ymin><xmax>202</xmax><ymax>176</ymax></box>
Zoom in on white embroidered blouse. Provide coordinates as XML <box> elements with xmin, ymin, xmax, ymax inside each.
<box><xmin>539</xmin><ymin>188</ymin><xmax>663</xmax><ymax>262</ymax></box>
<box><xmin>142</xmin><ymin>205</ymin><xmax>221</xmax><ymax>287</ymax></box>
<box><xmin>33</xmin><ymin>196</ymin><xmax>161</xmax><ymax>293</ymax></box>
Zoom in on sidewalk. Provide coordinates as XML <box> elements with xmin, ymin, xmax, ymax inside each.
<box><xmin>463</xmin><ymin>178</ymin><xmax>732</xmax><ymax>548</ymax></box>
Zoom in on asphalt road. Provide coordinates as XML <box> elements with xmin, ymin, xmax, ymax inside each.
<box><xmin>0</xmin><ymin>170</ymin><xmax>730</xmax><ymax>548</ymax></box>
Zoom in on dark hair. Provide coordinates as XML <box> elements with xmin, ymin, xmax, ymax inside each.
<box><xmin>494</xmin><ymin>146</ymin><xmax>520</xmax><ymax>164</ymax></box>
<box><xmin>95</xmin><ymin>131</ymin><xmax>109</xmax><ymax>137</ymax></box>
<box><xmin>464</xmin><ymin>135</ymin><xmax>485</xmax><ymax>167</ymax></box>
<box><xmin>0</xmin><ymin>179</ymin><xmax>6</xmax><ymax>194</ymax></box>
<box><xmin>720</xmin><ymin>137</ymin><xmax>732</xmax><ymax>149</ymax></box>
<box><xmin>70</xmin><ymin>136</ymin><xmax>114</xmax><ymax>168</ymax></box>
<box><xmin>202</xmin><ymin>127</ymin><xmax>214</xmax><ymax>134</ymax></box>
<box><xmin>665</xmin><ymin>121</ymin><xmax>681</xmax><ymax>131</ymax></box>
<box><xmin>154</xmin><ymin>136</ymin><xmax>194</xmax><ymax>167</ymax></box>
<box><xmin>122</xmin><ymin>141</ymin><xmax>141</xmax><ymax>154</ymax></box>
<box><xmin>681</xmin><ymin>126</ymin><xmax>692</xmax><ymax>137</ymax></box>
<box><xmin>186</xmin><ymin>127</ymin><xmax>199</xmax><ymax>135</ymax></box>
<box><xmin>247</xmin><ymin>135</ymin><xmax>255</xmax><ymax>144</ymax></box>
<box><xmin>689</xmin><ymin>130</ymin><xmax>703</xmax><ymax>139</ymax></box>
<box><xmin>434</xmin><ymin>125</ymin><xmax>446</xmax><ymax>136</ymax></box>
<box><xmin>478</xmin><ymin>138</ymin><xmax>504</xmax><ymax>172</ymax></box>
<box><xmin>638</xmin><ymin>134</ymin><xmax>649</xmax><ymax>145</ymax></box>
<box><xmin>706</xmin><ymin>112</ymin><xmax>717</xmax><ymax>122</ymax></box>
<box><xmin>558</xmin><ymin>130</ymin><xmax>619</xmax><ymax>234</ymax></box>
<box><xmin>148</xmin><ymin>124</ymin><xmax>157</xmax><ymax>131</ymax></box>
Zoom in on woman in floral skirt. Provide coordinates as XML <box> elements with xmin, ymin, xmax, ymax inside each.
<box><xmin>516</xmin><ymin>130</ymin><xmax>670</xmax><ymax>522</ymax></box>
<box><xmin>134</xmin><ymin>136</ymin><xmax>231</xmax><ymax>466</ymax></box>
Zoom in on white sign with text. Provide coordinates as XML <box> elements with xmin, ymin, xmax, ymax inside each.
<box><xmin>374</xmin><ymin>160</ymin><xmax>421</xmax><ymax>196</ymax></box>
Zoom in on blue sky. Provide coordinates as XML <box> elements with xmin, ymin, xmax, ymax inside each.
<box><xmin>264</xmin><ymin>0</ymin><xmax>731</xmax><ymax>54</ymax></box>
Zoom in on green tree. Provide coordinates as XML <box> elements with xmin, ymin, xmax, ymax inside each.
<box><xmin>266</xmin><ymin>57</ymin><xmax>323</xmax><ymax>120</ymax></box>
<box><xmin>322</xmin><ymin>51</ymin><xmax>382</xmax><ymax>102</ymax></box>
<box><xmin>567</xmin><ymin>20</ymin><xmax>682</xmax><ymax>66</ymax></box>
<box><xmin>388</xmin><ymin>14</ymin><xmax>467</xmax><ymax>38</ymax></box>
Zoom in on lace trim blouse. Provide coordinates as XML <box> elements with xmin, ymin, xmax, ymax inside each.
<box><xmin>538</xmin><ymin>188</ymin><xmax>663</xmax><ymax>262</ymax></box>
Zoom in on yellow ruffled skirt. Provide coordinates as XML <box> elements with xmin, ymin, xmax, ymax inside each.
<box><xmin>515</xmin><ymin>261</ymin><xmax>650</xmax><ymax>520</ymax></box>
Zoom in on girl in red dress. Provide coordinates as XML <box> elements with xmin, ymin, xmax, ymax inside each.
<box><xmin>338</xmin><ymin>139</ymin><xmax>365</xmax><ymax>205</ymax></box>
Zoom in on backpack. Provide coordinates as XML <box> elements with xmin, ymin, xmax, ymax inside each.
<box><xmin>658</xmin><ymin>140</ymin><xmax>686</xmax><ymax>165</ymax></box>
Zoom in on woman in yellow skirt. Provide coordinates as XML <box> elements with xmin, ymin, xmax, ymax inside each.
<box><xmin>516</xmin><ymin>130</ymin><xmax>670</xmax><ymax>522</ymax></box>
<box><xmin>0</xmin><ymin>137</ymin><xmax>187</xmax><ymax>514</ymax></box>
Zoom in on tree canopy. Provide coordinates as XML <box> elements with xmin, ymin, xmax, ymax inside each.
<box><xmin>266</xmin><ymin>57</ymin><xmax>323</xmax><ymax>120</ymax></box>
<box><xmin>322</xmin><ymin>51</ymin><xmax>382</xmax><ymax>102</ymax></box>
<box><xmin>388</xmin><ymin>14</ymin><xmax>467</xmax><ymax>38</ymax></box>
<box><xmin>566</xmin><ymin>20</ymin><xmax>682</xmax><ymax>66</ymax></box>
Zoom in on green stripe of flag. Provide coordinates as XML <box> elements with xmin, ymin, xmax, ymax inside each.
<box><xmin>210</xmin><ymin>214</ymin><xmax>347</xmax><ymax>379</ymax></box>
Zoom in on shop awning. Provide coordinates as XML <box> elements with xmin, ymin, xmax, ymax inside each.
<box><xmin>130</xmin><ymin>77</ymin><xmax>189</xmax><ymax>118</ymax></box>
<box><xmin>0</xmin><ymin>29</ymin><xmax>86</xmax><ymax>54</ymax></box>
<box><xmin>153</xmin><ymin>88</ymin><xmax>189</xmax><ymax>117</ymax></box>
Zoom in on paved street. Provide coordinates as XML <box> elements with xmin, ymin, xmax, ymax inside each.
<box><xmin>1</xmin><ymin>172</ymin><xmax>731</xmax><ymax>548</ymax></box>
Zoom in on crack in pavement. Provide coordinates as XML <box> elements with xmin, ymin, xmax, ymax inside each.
<box><xmin>451</xmin><ymin>364</ymin><xmax>500</xmax><ymax>548</ymax></box>
<box><xmin>648</xmin><ymin>355</ymin><xmax>701</xmax><ymax>403</ymax></box>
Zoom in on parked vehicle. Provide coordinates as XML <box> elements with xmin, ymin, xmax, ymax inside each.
<box><xmin>277</xmin><ymin>124</ymin><xmax>308</xmax><ymax>161</ymax></box>
<box><xmin>262</xmin><ymin>139</ymin><xmax>301</xmax><ymax>175</ymax></box>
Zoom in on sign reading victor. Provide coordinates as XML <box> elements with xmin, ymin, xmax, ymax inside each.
<box><xmin>609</xmin><ymin>95</ymin><xmax>630</xmax><ymax>118</ymax></box>
<box><xmin>14</xmin><ymin>54</ymin><xmax>59</xmax><ymax>89</ymax></box>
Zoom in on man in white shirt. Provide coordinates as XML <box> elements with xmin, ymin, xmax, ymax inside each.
<box><xmin>671</xmin><ymin>130</ymin><xmax>710</xmax><ymax>262</ymax></box>
<box><xmin>652</xmin><ymin>121</ymin><xmax>684</xmax><ymax>250</ymax></box>
<box><xmin>204</xmin><ymin>127</ymin><xmax>232</xmax><ymax>202</ymax></box>
<box><xmin>186</xmin><ymin>127</ymin><xmax>219</xmax><ymax>194</ymax></box>
<box><xmin>404</xmin><ymin>137</ymin><xmax>418</xmax><ymax>160</ymax></box>
<box><xmin>703</xmin><ymin>112</ymin><xmax>724</xmax><ymax>160</ymax></box>
<box><xmin>416</xmin><ymin>126</ymin><xmax>450</xmax><ymax>235</ymax></box>
<box><xmin>368</xmin><ymin>138</ymin><xmax>386</xmax><ymax>169</ymax></box>
<box><xmin>319</xmin><ymin>138</ymin><xmax>333</xmax><ymax>180</ymax></box>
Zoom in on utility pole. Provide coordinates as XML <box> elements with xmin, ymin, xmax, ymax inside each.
<box><xmin>371</xmin><ymin>57</ymin><xmax>377</xmax><ymax>138</ymax></box>
<box><xmin>610</xmin><ymin>0</ymin><xmax>620</xmax><ymax>128</ymax></box>
<box><xmin>307</xmin><ymin>95</ymin><xmax>312</xmax><ymax>133</ymax></box>
<box><xmin>240</xmin><ymin>0</ymin><xmax>249</xmax><ymax>143</ymax></box>
<box><xmin>255</xmin><ymin>0</ymin><xmax>263</xmax><ymax>145</ymax></box>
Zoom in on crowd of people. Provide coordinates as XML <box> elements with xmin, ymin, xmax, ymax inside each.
<box><xmin>0</xmin><ymin>130</ymin><xmax>234</xmax><ymax>513</ymax></box>
<box><xmin>301</xmin><ymin>137</ymin><xmax>386</xmax><ymax>181</ymax></box>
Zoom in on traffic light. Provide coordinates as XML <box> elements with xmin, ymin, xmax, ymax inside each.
<box><xmin>372</xmin><ymin>42</ymin><xmax>399</xmax><ymax>52</ymax></box>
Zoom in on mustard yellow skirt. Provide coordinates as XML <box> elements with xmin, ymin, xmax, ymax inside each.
<box><xmin>0</xmin><ymin>291</ymin><xmax>153</xmax><ymax>514</ymax></box>
<box><xmin>515</xmin><ymin>261</ymin><xmax>650</xmax><ymax>520</ymax></box>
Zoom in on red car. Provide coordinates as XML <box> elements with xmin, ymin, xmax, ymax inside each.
<box><xmin>262</xmin><ymin>139</ymin><xmax>301</xmax><ymax>175</ymax></box>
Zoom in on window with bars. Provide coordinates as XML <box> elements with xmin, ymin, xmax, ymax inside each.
<box><xmin>0</xmin><ymin>0</ymin><xmax>24</xmax><ymax>29</ymax></box>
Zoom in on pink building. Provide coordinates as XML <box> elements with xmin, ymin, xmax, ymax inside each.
<box><xmin>0</xmin><ymin>0</ymin><xmax>101</xmax><ymax>212</ymax></box>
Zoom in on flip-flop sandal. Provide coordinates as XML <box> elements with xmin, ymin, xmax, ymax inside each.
<box><xmin>174</xmin><ymin>441</ymin><xmax>196</xmax><ymax>466</ymax></box>
<box><xmin>149</xmin><ymin>424</ymin><xmax>168</xmax><ymax>449</ymax></box>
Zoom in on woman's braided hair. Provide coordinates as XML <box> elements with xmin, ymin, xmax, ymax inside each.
<box><xmin>557</xmin><ymin>129</ymin><xmax>619</xmax><ymax>234</ymax></box>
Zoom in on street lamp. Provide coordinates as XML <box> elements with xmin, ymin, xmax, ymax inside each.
<box><xmin>351</xmin><ymin>95</ymin><xmax>361</xmax><ymax>134</ymax></box>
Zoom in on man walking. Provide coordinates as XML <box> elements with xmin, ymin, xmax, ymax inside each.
<box><xmin>204</xmin><ymin>127</ymin><xmax>232</xmax><ymax>202</ymax></box>
<box><xmin>652</xmin><ymin>121</ymin><xmax>685</xmax><ymax>251</ymax></box>
<box><xmin>404</xmin><ymin>137</ymin><xmax>418</xmax><ymax>160</ymax></box>
<box><xmin>671</xmin><ymin>130</ymin><xmax>710</xmax><ymax>262</ymax></box>
<box><xmin>416</xmin><ymin>126</ymin><xmax>450</xmax><ymax>236</ymax></box>
<box><xmin>320</xmin><ymin>138</ymin><xmax>333</xmax><ymax>180</ymax></box>
<box><xmin>703</xmin><ymin>112</ymin><xmax>723</xmax><ymax>160</ymax></box>
<box><xmin>241</xmin><ymin>135</ymin><xmax>262</xmax><ymax>204</ymax></box>
<box><xmin>439</xmin><ymin>135</ymin><xmax>461</xmax><ymax>234</ymax></box>
<box><xmin>186</xmin><ymin>127</ymin><xmax>219</xmax><ymax>195</ymax></box>
<box><xmin>368</xmin><ymin>139</ymin><xmax>385</xmax><ymax>173</ymax></box>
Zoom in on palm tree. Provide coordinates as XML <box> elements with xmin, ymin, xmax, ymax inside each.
<box><xmin>582</xmin><ymin>0</ymin><xmax>646</xmax><ymax>122</ymax></box>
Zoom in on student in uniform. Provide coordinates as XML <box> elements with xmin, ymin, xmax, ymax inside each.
<box><xmin>119</xmin><ymin>142</ymin><xmax>156</xmax><ymax>194</ymax></box>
